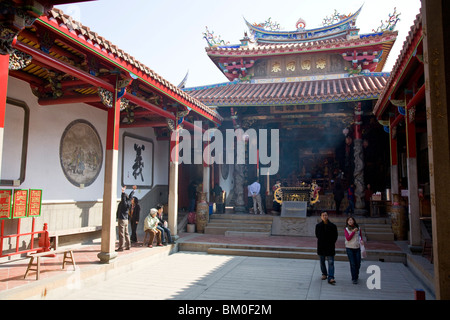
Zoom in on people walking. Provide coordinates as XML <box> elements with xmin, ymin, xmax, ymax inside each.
<box><xmin>315</xmin><ymin>211</ymin><xmax>338</xmax><ymax>285</ymax></box>
<box><xmin>344</xmin><ymin>217</ymin><xmax>363</xmax><ymax>284</ymax></box>
<box><xmin>116</xmin><ymin>185</ymin><xmax>136</xmax><ymax>251</ymax></box>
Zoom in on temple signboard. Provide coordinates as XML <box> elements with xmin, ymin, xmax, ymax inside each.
<box><xmin>27</xmin><ymin>189</ymin><xmax>42</xmax><ymax>218</ymax></box>
<box><xmin>0</xmin><ymin>190</ymin><xmax>12</xmax><ymax>220</ymax></box>
<box><xmin>0</xmin><ymin>189</ymin><xmax>42</xmax><ymax>219</ymax></box>
<box><xmin>12</xmin><ymin>189</ymin><xmax>28</xmax><ymax>219</ymax></box>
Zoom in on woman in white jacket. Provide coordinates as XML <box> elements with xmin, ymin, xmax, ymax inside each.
<box><xmin>344</xmin><ymin>217</ymin><xmax>363</xmax><ymax>284</ymax></box>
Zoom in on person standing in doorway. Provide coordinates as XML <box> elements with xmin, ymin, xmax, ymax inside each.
<box><xmin>315</xmin><ymin>212</ymin><xmax>338</xmax><ymax>285</ymax></box>
<box><xmin>116</xmin><ymin>185</ymin><xmax>136</xmax><ymax>251</ymax></box>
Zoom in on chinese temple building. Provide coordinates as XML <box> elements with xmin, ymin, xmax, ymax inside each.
<box><xmin>186</xmin><ymin>6</ymin><xmax>400</xmax><ymax>214</ymax></box>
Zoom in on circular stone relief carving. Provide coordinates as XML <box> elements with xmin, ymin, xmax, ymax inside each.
<box><xmin>60</xmin><ymin>119</ymin><xmax>103</xmax><ymax>187</ymax></box>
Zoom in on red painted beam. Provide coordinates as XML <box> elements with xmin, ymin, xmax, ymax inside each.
<box><xmin>406</xmin><ymin>84</ymin><xmax>425</xmax><ymax>110</ymax></box>
<box><xmin>389</xmin><ymin>84</ymin><xmax>425</xmax><ymax>129</ymax></box>
<box><xmin>390</xmin><ymin>113</ymin><xmax>404</xmax><ymax>128</ymax></box>
<box><xmin>120</xmin><ymin>120</ymin><xmax>167</xmax><ymax>128</ymax></box>
<box><xmin>124</xmin><ymin>92</ymin><xmax>175</xmax><ymax>121</ymax></box>
<box><xmin>12</xmin><ymin>39</ymin><xmax>115</xmax><ymax>92</ymax></box>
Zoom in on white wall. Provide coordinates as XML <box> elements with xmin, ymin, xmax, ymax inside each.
<box><xmin>2</xmin><ymin>77</ymin><xmax>169</xmax><ymax>203</ymax></box>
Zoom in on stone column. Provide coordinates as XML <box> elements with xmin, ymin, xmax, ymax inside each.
<box><xmin>353</xmin><ymin>102</ymin><xmax>365</xmax><ymax>212</ymax></box>
<box><xmin>233</xmin><ymin>164</ymin><xmax>246</xmax><ymax>213</ymax></box>
<box><xmin>422</xmin><ymin>0</ymin><xmax>450</xmax><ymax>300</ymax></box>
<box><xmin>168</xmin><ymin>121</ymin><xmax>179</xmax><ymax>237</ymax></box>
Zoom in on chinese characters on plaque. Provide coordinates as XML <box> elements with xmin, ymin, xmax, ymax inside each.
<box><xmin>0</xmin><ymin>189</ymin><xmax>42</xmax><ymax>220</ymax></box>
<box><xmin>0</xmin><ymin>190</ymin><xmax>12</xmax><ymax>219</ymax></box>
<box><xmin>13</xmin><ymin>189</ymin><xmax>28</xmax><ymax>218</ymax></box>
<box><xmin>28</xmin><ymin>190</ymin><xmax>42</xmax><ymax>218</ymax></box>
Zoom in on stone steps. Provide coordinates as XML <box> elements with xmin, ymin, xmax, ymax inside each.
<box><xmin>204</xmin><ymin>214</ymin><xmax>274</xmax><ymax>236</ymax></box>
<box><xmin>207</xmin><ymin>247</ymin><xmax>349</xmax><ymax>261</ymax></box>
<box><xmin>177</xmin><ymin>242</ymin><xmax>405</xmax><ymax>263</ymax></box>
<box><xmin>329</xmin><ymin>218</ymin><xmax>394</xmax><ymax>241</ymax></box>
<box><xmin>205</xmin><ymin>214</ymin><xmax>394</xmax><ymax>240</ymax></box>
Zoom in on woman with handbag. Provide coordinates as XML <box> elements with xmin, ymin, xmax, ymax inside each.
<box><xmin>344</xmin><ymin>217</ymin><xmax>364</xmax><ymax>284</ymax></box>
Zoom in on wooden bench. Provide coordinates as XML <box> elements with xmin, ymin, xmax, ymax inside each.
<box><xmin>24</xmin><ymin>248</ymin><xmax>77</xmax><ymax>280</ymax></box>
<box><xmin>49</xmin><ymin>226</ymin><xmax>102</xmax><ymax>249</ymax></box>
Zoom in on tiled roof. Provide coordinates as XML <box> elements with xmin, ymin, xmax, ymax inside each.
<box><xmin>44</xmin><ymin>8</ymin><xmax>222</xmax><ymax>123</ymax></box>
<box><xmin>185</xmin><ymin>75</ymin><xmax>388</xmax><ymax>107</ymax></box>
<box><xmin>206</xmin><ymin>32</ymin><xmax>397</xmax><ymax>58</ymax></box>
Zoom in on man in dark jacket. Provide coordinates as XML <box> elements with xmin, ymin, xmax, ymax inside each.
<box><xmin>129</xmin><ymin>196</ymin><xmax>140</xmax><ymax>244</ymax></box>
<box><xmin>116</xmin><ymin>185</ymin><xmax>136</xmax><ymax>251</ymax></box>
<box><xmin>315</xmin><ymin>211</ymin><xmax>338</xmax><ymax>284</ymax></box>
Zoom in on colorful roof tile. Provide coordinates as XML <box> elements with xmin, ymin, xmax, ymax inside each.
<box><xmin>185</xmin><ymin>74</ymin><xmax>389</xmax><ymax>107</ymax></box>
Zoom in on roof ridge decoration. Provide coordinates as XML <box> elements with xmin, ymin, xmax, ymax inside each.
<box><xmin>203</xmin><ymin>26</ymin><xmax>230</xmax><ymax>48</ymax></box>
<box><xmin>322</xmin><ymin>10</ymin><xmax>355</xmax><ymax>26</ymax></box>
<box><xmin>243</xmin><ymin>5</ymin><xmax>363</xmax><ymax>44</ymax></box>
<box><xmin>372</xmin><ymin>7</ymin><xmax>401</xmax><ymax>33</ymax></box>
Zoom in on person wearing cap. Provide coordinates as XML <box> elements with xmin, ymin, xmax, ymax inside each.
<box><xmin>144</xmin><ymin>208</ymin><xmax>163</xmax><ymax>248</ymax></box>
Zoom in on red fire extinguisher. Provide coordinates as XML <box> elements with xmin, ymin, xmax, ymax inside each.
<box><xmin>37</xmin><ymin>223</ymin><xmax>52</xmax><ymax>254</ymax></box>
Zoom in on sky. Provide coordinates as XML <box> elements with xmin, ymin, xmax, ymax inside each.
<box><xmin>55</xmin><ymin>0</ymin><xmax>422</xmax><ymax>88</ymax></box>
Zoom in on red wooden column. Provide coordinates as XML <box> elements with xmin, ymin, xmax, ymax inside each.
<box><xmin>389</xmin><ymin>115</ymin><xmax>399</xmax><ymax>202</ymax></box>
<box><xmin>0</xmin><ymin>54</ymin><xmax>9</xmax><ymax>179</ymax></box>
<box><xmin>97</xmin><ymin>82</ymin><xmax>121</xmax><ymax>264</ymax></box>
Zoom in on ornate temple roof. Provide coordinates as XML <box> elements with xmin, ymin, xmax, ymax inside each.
<box><xmin>204</xmin><ymin>6</ymin><xmax>399</xmax><ymax>82</ymax></box>
<box><xmin>38</xmin><ymin>8</ymin><xmax>223</xmax><ymax>124</ymax></box>
<box><xmin>243</xmin><ymin>6</ymin><xmax>362</xmax><ymax>45</ymax></box>
<box><xmin>185</xmin><ymin>74</ymin><xmax>389</xmax><ymax>107</ymax></box>
<box><xmin>206</xmin><ymin>31</ymin><xmax>397</xmax><ymax>70</ymax></box>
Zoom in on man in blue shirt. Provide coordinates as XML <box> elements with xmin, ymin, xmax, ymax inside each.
<box><xmin>248</xmin><ymin>178</ymin><xmax>265</xmax><ymax>215</ymax></box>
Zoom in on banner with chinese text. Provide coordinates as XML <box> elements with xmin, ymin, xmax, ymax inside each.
<box><xmin>27</xmin><ymin>189</ymin><xmax>42</xmax><ymax>218</ymax></box>
<box><xmin>12</xmin><ymin>189</ymin><xmax>28</xmax><ymax>219</ymax></box>
<box><xmin>0</xmin><ymin>190</ymin><xmax>12</xmax><ymax>220</ymax></box>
